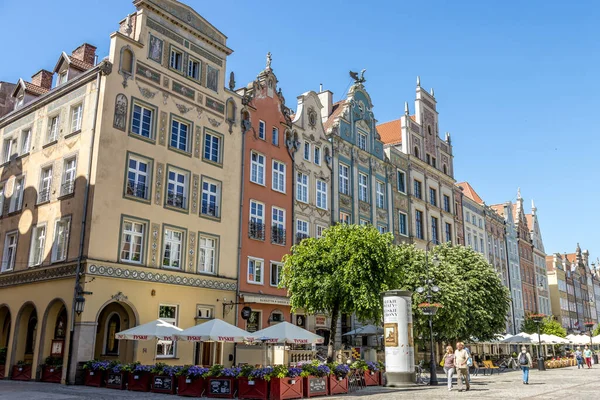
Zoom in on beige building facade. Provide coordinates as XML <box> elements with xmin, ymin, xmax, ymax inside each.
<box><xmin>0</xmin><ymin>0</ymin><xmax>242</xmax><ymax>383</ymax></box>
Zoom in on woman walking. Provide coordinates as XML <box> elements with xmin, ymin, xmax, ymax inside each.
<box><xmin>583</xmin><ymin>346</ymin><xmax>593</xmax><ymax>369</ymax></box>
<box><xmin>443</xmin><ymin>345</ymin><xmax>456</xmax><ymax>391</ymax></box>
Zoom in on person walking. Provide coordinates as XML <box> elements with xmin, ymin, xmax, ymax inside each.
<box><xmin>454</xmin><ymin>342</ymin><xmax>470</xmax><ymax>392</ymax></box>
<box><xmin>575</xmin><ymin>347</ymin><xmax>584</xmax><ymax>369</ymax></box>
<box><xmin>443</xmin><ymin>345</ymin><xmax>456</xmax><ymax>391</ymax></box>
<box><xmin>518</xmin><ymin>346</ymin><xmax>533</xmax><ymax>384</ymax></box>
<box><xmin>583</xmin><ymin>346</ymin><xmax>593</xmax><ymax>369</ymax></box>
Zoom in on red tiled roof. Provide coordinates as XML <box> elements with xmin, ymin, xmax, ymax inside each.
<box><xmin>525</xmin><ymin>214</ymin><xmax>533</xmax><ymax>229</ymax></box>
<box><xmin>323</xmin><ymin>101</ymin><xmax>344</xmax><ymax>132</ymax></box>
<box><xmin>489</xmin><ymin>204</ymin><xmax>506</xmax><ymax>217</ymax></box>
<box><xmin>456</xmin><ymin>182</ymin><xmax>484</xmax><ymax>204</ymax></box>
<box><xmin>69</xmin><ymin>56</ymin><xmax>94</xmax><ymax>71</ymax></box>
<box><xmin>23</xmin><ymin>81</ymin><xmax>49</xmax><ymax>96</ymax></box>
<box><xmin>376</xmin><ymin>119</ymin><xmax>401</xmax><ymax>145</ymax></box>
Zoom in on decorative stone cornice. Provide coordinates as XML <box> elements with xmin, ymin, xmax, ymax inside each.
<box><xmin>0</xmin><ymin>265</ymin><xmax>77</xmax><ymax>288</ymax></box>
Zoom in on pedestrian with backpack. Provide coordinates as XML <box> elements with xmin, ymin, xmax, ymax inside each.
<box><xmin>519</xmin><ymin>346</ymin><xmax>532</xmax><ymax>384</ymax></box>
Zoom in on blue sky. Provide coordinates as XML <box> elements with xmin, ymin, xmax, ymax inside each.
<box><xmin>1</xmin><ymin>0</ymin><xmax>599</xmax><ymax>260</ymax></box>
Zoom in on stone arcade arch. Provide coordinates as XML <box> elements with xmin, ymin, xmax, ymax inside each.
<box><xmin>10</xmin><ymin>302</ymin><xmax>38</xmax><ymax>377</ymax></box>
<box><xmin>94</xmin><ymin>300</ymin><xmax>138</xmax><ymax>363</ymax></box>
<box><xmin>37</xmin><ymin>298</ymin><xmax>68</xmax><ymax>381</ymax></box>
<box><xmin>0</xmin><ymin>304</ymin><xmax>11</xmax><ymax>377</ymax></box>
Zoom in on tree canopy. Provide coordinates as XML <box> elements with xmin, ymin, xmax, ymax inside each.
<box><xmin>393</xmin><ymin>243</ymin><xmax>511</xmax><ymax>343</ymax></box>
<box><xmin>280</xmin><ymin>224</ymin><xmax>397</xmax><ymax>359</ymax></box>
<box><xmin>521</xmin><ymin>315</ymin><xmax>567</xmax><ymax>338</ymax></box>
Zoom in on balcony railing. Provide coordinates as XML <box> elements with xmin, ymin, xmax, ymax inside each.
<box><xmin>126</xmin><ymin>181</ymin><xmax>148</xmax><ymax>199</ymax></box>
<box><xmin>37</xmin><ymin>189</ymin><xmax>50</xmax><ymax>204</ymax></box>
<box><xmin>249</xmin><ymin>221</ymin><xmax>265</xmax><ymax>240</ymax></box>
<box><xmin>296</xmin><ymin>233</ymin><xmax>309</xmax><ymax>244</ymax></box>
<box><xmin>166</xmin><ymin>192</ymin><xmax>186</xmax><ymax>209</ymax></box>
<box><xmin>271</xmin><ymin>226</ymin><xmax>286</xmax><ymax>245</ymax></box>
<box><xmin>61</xmin><ymin>181</ymin><xmax>75</xmax><ymax>197</ymax></box>
<box><xmin>201</xmin><ymin>203</ymin><xmax>219</xmax><ymax>218</ymax></box>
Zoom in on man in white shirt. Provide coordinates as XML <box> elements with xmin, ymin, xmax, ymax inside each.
<box><xmin>454</xmin><ymin>342</ymin><xmax>470</xmax><ymax>392</ymax></box>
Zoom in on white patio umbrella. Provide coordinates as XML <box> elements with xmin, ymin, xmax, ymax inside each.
<box><xmin>592</xmin><ymin>335</ymin><xmax>600</xmax><ymax>345</ymax></box>
<box><xmin>501</xmin><ymin>333</ymin><xmax>532</xmax><ymax>344</ymax></box>
<box><xmin>342</xmin><ymin>324</ymin><xmax>383</xmax><ymax>337</ymax></box>
<box><xmin>175</xmin><ymin>318</ymin><xmax>254</xmax><ymax>343</ymax></box>
<box><xmin>115</xmin><ymin>318</ymin><xmax>183</xmax><ymax>340</ymax></box>
<box><xmin>251</xmin><ymin>321</ymin><xmax>324</xmax><ymax>344</ymax></box>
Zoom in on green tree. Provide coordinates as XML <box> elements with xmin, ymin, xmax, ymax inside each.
<box><xmin>393</xmin><ymin>243</ymin><xmax>511</xmax><ymax>343</ymax></box>
<box><xmin>280</xmin><ymin>224</ymin><xmax>397</xmax><ymax>359</ymax></box>
<box><xmin>593</xmin><ymin>324</ymin><xmax>600</xmax><ymax>337</ymax></box>
<box><xmin>522</xmin><ymin>315</ymin><xmax>567</xmax><ymax>337</ymax></box>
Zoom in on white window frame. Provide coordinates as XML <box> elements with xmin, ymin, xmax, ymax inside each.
<box><xmin>270</xmin><ymin>262</ymin><xmax>283</xmax><ymax>287</ymax></box>
<box><xmin>201</xmin><ymin>178</ymin><xmax>220</xmax><ymax>218</ymax></box>
<box><xmin>52</xmin><ymin>217</ymin><xmax>71</xmax><ymax>263</ymax></box>
<box><xmin>131</xmin><ymin>102</ymin><xmax>154</xmax><ymax>139</ymax></box>
<box><xmin>359</xmin><ymin>219</ymin><xmax>369</xmax><ymax>226</ymax></box>
<box><xmin>187</xmin><ymin>57</ymin><xmax>201</xmax><ymax>80</ymax></box>
<box><xmin>376</xmin><ymin>180</ymin><xmax>385</xmax><ymax>208</ymax></box>
<box><xmin>29</xmin><ymin>224</ymin><xmax>47</xmax><ymax>267</ymax></box>
<box><xmin>9</xmin><ymin>177</ymin><xmax>24</xmax><ymax>213</ymax></box>
<box><xmin>162</xmin><ymin>228</ymin><xmax>184</xmax><ymax>270</ymax></box>
<box><xmin>339</xmin><ymin>212</ymin><xmax>350</xmax><ymax>224</ymax></box>
<box><xmin>258</xmin><ymin>120</ymin><xmax>266</xmax><ymax>140</ymax></box>
<box><xmin>47</xmin><ymin>114</ymin><xmax>60</xmax><ymax>143</ymax></box>
<box><xmin>398</xmin><ymin>212</ymin><xmax>408</xmax><ymax>236</ymax></box>
<box><xmin>316</xmin><ymin>179</ymin><xmax>328</xmax><ymax>210</ymax></box>
<box><xmin>339</xmin><ymin>164</ymin><xmax>349</xmax><ymax>195</ymax></box>
<box><xmin>272</xmin><ymin>127</ymin><xmax>279</xmax><ymax>146</ymax></box>
<box><xmin>62</xmin><ymin>157</ymin><xmax>77</xmax><ymax>196</ymax></box>
<box><xmin>0</xmin><ymin>184</ymin><xmax>4</xmax><ymax>217</ymax></box>
<box><xmin>303</xmin><ymin>142</ymin><xmax>311</xmax><ymax>161</ymax></box>
<box><xmin>70</xmin><ymin>103</ymin><xmax>83</xmax><ymax>133</ymax></box>
<box><xmin>396</xmin><ymin>170</ymin><xmax>406</xmax><ymax>193</ymax></box>
<box><xmin>198</xmin><ymin>235</ymin><xmax>217</xmax><ymax>274</ymax></box>
<box><xmin>20</xmin><ymin>129</ymin><xmax>31</xmax><ymax>155</ymax></box>
<box><xmin>248</xmin><ymin>257</ymin><xmax>264</xmax><ymax>284</ymax></box>
<box><xmin>157</xmin><ymin>304</ymin><xmax>178</xmax><ymax>358</ymax></box>
<box><xmin>250</xmin><ymin>151</ymin><xmax>265</xmax><ymax>185</ymax></box>
<box><xmin>120</xmin><ymin>219</ymin><xmax>145</xmax><ymax>264</ymax></box>
<box><xmin>2</xmin><ymin>138</ymin><xmax>16</xmax><ymax>163</ymax></box>
<box><xmin>271</xmin><ymin>206</ymin><xmax>285</xmax><ymax>245</ymax></box>
<box><xmin>296</xmin><ymin>219</ymin><xmax>309</xmax><ymax>242</ymax></box>
<box><xmin>38</xmin><ymin>166</ymin><xmax>53</xmax><ymax>204</ymax></box>
<box><xmin>296</xmin><ymin>172</ymin><xmax>308</xmax><ymax>203</ymax></box>
<box><xmin>357</xmin><ymin>132</ymin><xmax>367</xmax><ymax>150</ymax></box>
<box><xmin>170</xmin><ymin>118</ymin><xmax>190</xmax><ymax>152</ymax></box>
<box><xmin>204</xmin><ymin>131</ymin><xmax>222</xmax><ymax>164</ymax></box>
<box><xmin>170</xmin><ymin>48</ymin><xmax>183</xmax><ymax>71</ymax></box>
<box><xmin>272</xmin><ymin>160</ymin><xmax>286</xmax><ymax>193</ymax></box>
<box><xmin>316</xmin><ymin>225</ymin><xmax>326</xmax><ymax>238</ymax></box>
<box><xmin>126</xmin><ymin>155</ymin><xmax>149</xmax><ymax>200</ymax></box>
<box><xmin>57</xmin><ymin>71</ymin><xmax>68</xmax><ymax>86</ymax></box>
<box><xmin>358</xmin><ymin>173</ymin><xmax>368</xmax><ymax>202</ymax></box>
<box><xmin>166</xmin><ymin>168</ymin><xmax>188</xmax><ymax>209</ymax></box>
<box><xmin>314</xmin><ymin>146</ymin><xmax>321</xmax><ymax>165</ymax></box>
<box><xmin>2</xmin><ymin>231</ymin><xmax>18</xmax><ymax>272</ymax></box>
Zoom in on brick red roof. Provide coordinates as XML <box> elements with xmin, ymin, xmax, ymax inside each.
<box><xmin>377</xmin><ymin>119</ymin><xmax>401</xmax><ymax>145</ymax></box>
<box><xmin>323</xmin><ymin>101</ymin><xmax>344</xmax><ymax>132</ymax></box>
<box><xmin>69</xmin><ymin>56</ymin><xmax>94</xmax><ymax>71</ymax></box>
<box><xmin>23</xmin><ymin>81</ymin><xmax>49</xmax><ymax>96</ymax></box>
<box><xmin>489</xmin><ymin>204</ymin><xmax>506</xmax><ymax>217</ymax></box>
<box><xmin>525</xmin><ymin>214</ymin><xmax>533</xmax><ymax>230</ymax></box>
<box><xmin>456</xmin><ymin>182</ymin><xmax>484</xmax><ymax>204</ymax></box>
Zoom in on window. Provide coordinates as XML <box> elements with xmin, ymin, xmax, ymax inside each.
<box><xmin>339</xmin><ymin>212</ymin><xmax>350</xmax><ymax>224</ymax></box>
<box><xmin>70</xmin><ymin>104</ymin><xmax>83</xmax><ymax>133</ymax></box>
<box><xmin>206</xmin><ymin>65</ymin><xmax>219</xmax><ymax>92</ymax></box>
<box><xmin>316</xmin><ymin>225</ymin><xmax>326</xmax><ymax>238</ymax></box>
<box><xmin>48</xmin><ymin>115</ymin><xmax>60</xmax><ymax>143</ymax></box>
<box><xmin>272</xmin><ymin>160</ymin><xmax>286</xmax><ymax>193</ymax></box>
<box><xmin>378</xmin><ymin>225</ymin><xmax>387</xmax><ymax>233</ymax></box>
<box><xmin>249</xmin><ymin>200</ymin><xmax>265</xmax><ymax>240</ymax></box>
<box><xmin>2</xmin><ymin>232</ymin><xmax>17</xmax><ymax>272</ymax></box>
<box><xmin>52</xmin><ymin>217</ymin><xmax>71</xmax><ymax>262</ymax></box>
<box><xmin>258</xmin><ymin>121</ymin><xmax>265</xmax><ymax>140</ymax></box>
<box><xmin>480</xmin><ymin>238</ymin><xmax>484</xmax><ymax>253</ymax></box>
<box><xmin>131</xmin><ymin>103</ymin><xmax>154</xmax><ymax>139</ymax></box>
<box><xmin>472</xmin><ymin>214</ymin><xmax>476</xmax><ymax>224</ymax></box>
<box><xmin>445</xmin><ymin>222</ymin><xmax>452</xmax><ymax>243</ymax></box>
<box><xmin>203</xmin><ymin>131</ymin><xmax>222</xmax><ymax>164</ymax></box>
<box><xmin>303</xmin><ymin>142</ymin><xmax>311</xmax><ymax>161</ymax></box>
<box><xmin>38</xmin><ymin>166</ymin><xmax>53</xmax><ymax>203</ymax></box>
<box><xmin>104</xmin><ymin>313</ymin><xmax>120</xmax><ymax>355</ymax></box>
<box><xmin>2</xmin><ymin>138</ymin><xmax>16</xmax><ymax>163</ymax></box>
<box><xmin>359</xmin><ymin>219</ymin><xmax>369</xmax><ymax>226</ymax></box>
<box><xmin>414</xmin><ymin>180</ymin><xmax>422</xmax><ymax>199</ymax></box>
<box><xmin>296</xmin><ymin>219</ymin><xmax>309</xmax><ymax>243</ymax></box>
<box><xmin>415</xmin><ymin>210</ymin><xmax>424</xmax><ymax>240</ymax></box>
<box><xmin>358</xmin><ymin>173</ymin><xmax>368</xmax><ymax>202</ymax></box>
<box><xmin>432</xmin><ymin>157</ymin><xmax>437</xmax><ymax>168</ymax></box>
<box><xmin>162</xmin><ymin>228</ymin><xmax>183</xmax><ymax>269</ymax></box>
<box><xmin>397</xmin><ymin>170</ymin><xmax>406</xmax><ymax>193</ymax></box>
<box><xmin>376</xmin><ymin>181</ymin><xmax>385</xmax><ymax>208</ymax></box>
<box><xmin>166</xmin><ymin>169</ymin><xmax>188</xmax><ymax>209</ymax></box>
<box><xmin>426</xmin><ymin>154</ymin><xmax>431</xmax><ymax>165</ymax></box>
<box><xmin>272</xmin><ymin>127</ymin><xmax>279</xmax><ymax>146</ymax></box>
<box><xmin>16</xmin><ymin>94</ymin><xmax>24</xmax><ymax>108</ymax></box>
<box><xmin>196</xmin><ymin>305</ymin><xmax>214</xmax><ymax>319</ymax></box>
<box><xmin>479</xmin><ymin>218</ymin><xmax>483</xmax><ymax>229</ymax></box>
<box><xmin>296</xmin><ymin>172</ymin><xmax>308</xmax><ymax>203</ymax></box>
<box><xmin>443</xmin><ymin>195</ymin><xmax>451</xmax><ymax>213</ymax></box>
<box><xmin>474</xmin><ymin>237</ymin><xmax>479</xmax><ymax>251</ymax></box>
<box><xmin>314</xmin><ymin>146</ymin><xmax>321</xmax><ymax>165</ymax></box>
<box><xmin>126</xmin><ymin>156</ymin><xmax>149</xmax><ymax>199</ymax></box>
<box><xmin>250</xmin><ymin>152</ymin><xmax>265</xmax><ymax>185</ymax></box>
<box><xmin>270</xmin><ymin>262</ymin><xmax>283</xmax><ymax>286</ymax></box>
<box><xmin>399</xmin><ymin>212</ymin><xmax>408</xmax><ymax>236</ymax></box>
<box><xmin>57</xmin><ymin>71</ymin><xmax>67</xmax><ymax>86</ymax></box>
<box><xmin>316</xmin><ymin>179</ymin><xmax>328</xmax><ymax>210</ymax></box>
<box><xmin>0</xmin><ymin>185</ymin><xmax>4</xmax><ymax>217</ymax></box>
<box><xmin>170</xmin><ymin>118</ymin><xmax>190</xmax><ymax>152</ymax></box>
<box><xmin>21</xmin><ymin>129</ymin><xmax>31</xmax><ymax>154</ymax></box>
<box><xmin>29</xmin><ymin>225</ymin><xmax>47</xmax><ymax>266</ymax></box>
<box><xmin>157</xmin><ymin>305</ymin><xmax>177</xmax><ymax>357</ymax></box>
<box><xmin>9</xmin><ymin>177</ymin><xmax>24</xmax><ymax>213</ymax></box>
<box><xmin>61</xmin><ymin>158</ymin><xmax>77</xmax><ymax>196</ymax></box>
<box><xmin>339</xmin><ymin>164</ymin><xmax>349</xmax><ymax>195</ymax></box>
<box><xmin>170</xmin><ymin>48</ymin><xmax>183</xmax><ymax>71</ymax></box>
<box><xmin>248</xmin><ymin>257</ymin><xmax>264</xmax><ymax>284</ymax></box>
<box><xmin>120</xmin><ymin>219</ymin><xmax>145</xmax><ymax>263</ymax></box>
<box><xmin>188</xmin><ymin>58</ymin><xmax>200</xmax><ymax>80</ymax></box>
<box><xmin>357</xmin><ymin>132</ymin><xmax>367</xmax><ymax>151</ymax></box>
<box><xmin>201</xmin><ymin>178</ymin><xmax>220</xmax><ymax>218</ymax></box>
<box><xmin>198</xmin><ymin>235</ymin><xmax>217</xmax><ymax>274</ymax></box>
<box><xmin>429</xmin><ymin>188</ymin><xmax>437</xmax><ymax>207</ymax></box>
<box><xmin>431</xmin><ymin>217</ymin><xmax>439</xmax><ymax>244</ymax></box>
<box><xmin>271</xmin><ymin>207</ymin><xmax>286</xmax><ymax>245</ymax></box>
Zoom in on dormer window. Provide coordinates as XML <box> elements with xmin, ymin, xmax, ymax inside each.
<box><xmin>57</xmin><ymin>71</ymin><xmax>67</xmax><ymax>86</ymax></box>
<box><xmin>16</xmin><ymin>94</ymin><xmax>24</xmax><ymax>108</ymax></box>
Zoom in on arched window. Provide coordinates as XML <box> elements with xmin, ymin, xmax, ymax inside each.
<box><xmin>54</xmin><ymin>308</ymin><xmax>67</xmax><ymax>339</ymax></box>
<box><xmin>413</xmin><ymin>146</ymin><xmax>419</xmax><ymax>158</ymax></box>
<box><xmin>104</xmin><ymin>313</ymin><xmax>120</xmax><ymax>355</ymax></box>
<box><xmin>25</xmin><ymin>313</ymin><xmax>37</xmax><ymax>355</ymax></box>
<box><xmin>121</xmin><ymin>49</ymin><xmax>134</xmax><ymax>74</ymax></box>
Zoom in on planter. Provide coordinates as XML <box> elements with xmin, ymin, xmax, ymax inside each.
<box><xmin>363</xmin><ymin>370</ymin><xmax>380</xmax><ymax>386</ymax></box>
<box><xmin>177</xmin><ymin>376</ymin><xmax>205</xmax><ymax>397</ymax></box>
<box><xmin>11</xmin><ymin>365</ymin><xmax>32</xmax><ymax>381</ymax></box>
<box><xmin>128</xmin><ymin>371</ymin><xmax>151</xmax><ymax>392</ymax></box>
<box><xmin>40</xmin><ymin>366</ymin><xmax>62</xmax><ymax>383</ymax></box>
<box><xmin>303</xmin><ymin>376</ymin><xmax>328</xmax><ymax>398</ymax></box>
<box><xmin>84</xmin><ymin>369</ymin><xmax>105</xmax><ymax>387</ymax></box>
<box><xmin>152</xmin><ymin>375</ymin><xmax>176</xmax><ymax>394</ymax></box>
<box><xmin>269</xmin><ymin>377</ymin><xmax>303</xmax><ymax>400</ymax></box>
<box><xmin>238</xmin><ymin>377</ymin><xmax>269</xmax><ymax>400</ymax></box>
<box><xmin>106</xmin><ymin>372</ymin><xmax>127</xmax><ymax>390</ymax></box>
<box><xmin>0</xmin><ymin>365</ymin><xmax>5</xmax><ymax>379</ymax></box>
<box><xmin>206</xmin><ymin>376</ymin><xmax>236</xmax><ymax>398</ymax></box>
<box><xmin>328</xmin><ymin>376</ymin><xmax>348</xmax><ymax>395</ymax></box>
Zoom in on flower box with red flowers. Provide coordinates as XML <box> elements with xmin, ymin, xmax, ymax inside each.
<box><xmin>11</xmin><ymin>362</ymin><xmax>32</xmax><ymax>381</ymax></box>
<box><xmin>529</xmin><ymin>313</ymin><xmax>546</xmax><ymax>323</ymax></box>
<box><xmin>176</xmin><ymin>366</ymin><xmax>208</xmax><ymax>397</ymax></box>
<box><xmin>584</xmin><ymin>321</ymin><xmax>595</xmax><ymax>328</ymax></box>
<box><xmin>417</xmin><ymin>302</ymin><xmax>443</xmax><ymax>316</ymax></box>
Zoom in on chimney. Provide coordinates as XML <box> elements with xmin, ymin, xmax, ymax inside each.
<box><xmin>31</xmin><ymin>69</ymin><xmax>53</xmax><ymax>90</ymax></box>
<box><xmin>71</xmin><ymin>43</ymin><xmax>97</xmax><ymax>65</ymax></box>
<box><xmin>317</xmin><ymin>90</ymin><xmax>333</xmax><ymax>122</ymax></box>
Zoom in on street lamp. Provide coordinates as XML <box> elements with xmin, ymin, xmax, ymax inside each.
<box><xmin>530</xmin><ymin>314</ymin><xmax>546</xmax><ymax>371</ymax></box>
<box><xmin>416</xmin><ymin>240</ymin><xmax>441</xmax><ymax>386</ymax></box>
<box><xmin>584</xmin><ymin>321</ymin><xmax>597</xmax><ymax>364</ymax></box>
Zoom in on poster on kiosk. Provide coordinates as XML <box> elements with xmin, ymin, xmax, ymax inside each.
<box><xmin>382</xmin><ymin>290</ymin><xmax>414</xmax><ymax>386</ymax></box>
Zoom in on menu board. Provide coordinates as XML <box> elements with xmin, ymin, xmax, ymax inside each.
<box><xmin>107</xmin><ymin>373</ymin><xmax>122</xmax><ymax>386</ymax></box>
<box><xmin>153</xmin><ymin>376</ymin><xmax>173</xmax><ymax>391</ymax></box>
<box><xmin>209</xmin><ymin>378</ymin><xmax>231</xmax><ymax>395</ymax></box>
<box><xmin>308</xmin><ymin>377</ymin><xmax>327</xmax><ymax>394</ymax></box>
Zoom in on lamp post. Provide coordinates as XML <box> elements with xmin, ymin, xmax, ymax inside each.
<box><xmin>584</xmin><ymin>321</ymin><xmax>597</xmax><ymax>364</ymax></box>
<box><xmin>530</xmin><ymin>314</ymin><xmax>545</xmax><ymax>371</ymax></box>
<box><xmin>416</xmin><ymin>240</ymin><xmax>441</xmax><ymax>386</ymax></box>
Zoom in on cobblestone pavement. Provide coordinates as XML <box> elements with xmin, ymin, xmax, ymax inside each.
<box><xmin>1</xmin><ymin>366</ymin><xmax>599</xmax><ymax>399</ymax></box>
